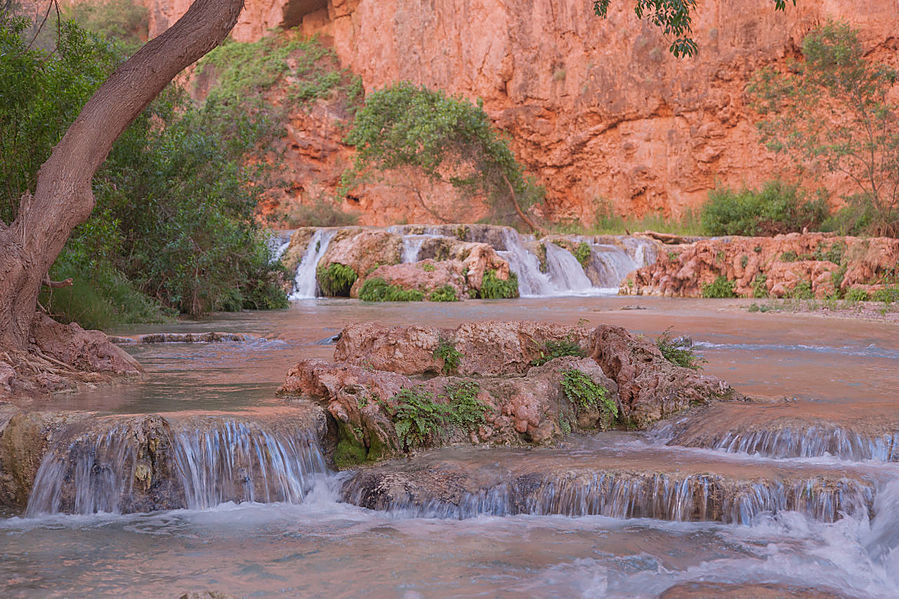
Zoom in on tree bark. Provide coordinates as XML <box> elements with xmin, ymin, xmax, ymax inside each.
<box><xmin>0</xmin><ymin>0</ymin><xmax>244</xmax><ymax>349</ymax></box>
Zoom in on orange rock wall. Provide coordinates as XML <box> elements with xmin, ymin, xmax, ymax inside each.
<box><xmin>145</xmin><ymin>0</ymin><xmax>899</xmax><ymax>223</ymax></box>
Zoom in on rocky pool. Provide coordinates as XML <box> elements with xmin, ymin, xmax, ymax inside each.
<box><xmin>2</xmin><ymin>296</ymin><xmax>898</xmax><ymax>598</ymax></box>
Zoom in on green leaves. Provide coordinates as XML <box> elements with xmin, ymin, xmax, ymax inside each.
<box><xmin>561</xmin><ymin>369</ymin><xmax>616</xmax><ymax>417</ymax></box>
<box><xmin>433</xmin><ymin>339</ymin><xmax>463</xmax><ymax>374</ymax></box>
<box><xmin>656</xmin><ymin>328</ymin><xmax>707</xmax><ymax>370</ymax></box>
<box><xmin>389</xmin><ymin>382</ymin><xmax>489</xmax><ymax>451</ymax></box>
<box><xmin>344</xmin><ymin>82</ymin><xmax>541</xmax><ymax>228</ymax></box>
<box><xmin>748</xmin><ymin>22</ymin><xmax>899</xmax><ymax>236</ymax></box>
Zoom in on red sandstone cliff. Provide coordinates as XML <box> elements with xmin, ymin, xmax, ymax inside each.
<box><xmin>141</xmin><ymin>0</ymin><xmax>899</xmax><ymax>222</ymax></box>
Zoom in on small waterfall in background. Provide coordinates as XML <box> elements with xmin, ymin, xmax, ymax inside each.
<box><xmin>25</xmin><ymin>418</ymin><xmax>330</xmax><ymax>516</ymax></box>
<box><xmin>290</xmin><ymin>229</ymin><xmax>336</xmax><ymax>300</ymax></box>
<box><xmin>401</xmin><ymin>235</ymin><xmax>438</xmax><ymax>263</ymax></box>
<box><xmin>283</xmin><ymin>226</ymin><xmax>658</xmax><ymax>299</ymax></box>
<box><xmin>497</xmin><ymin>229</ymin><xmax>555</xmax><ymax>296</ymax></box>
<box><xmin>268</xmin><ymin>230</ymin><xmax>294</xmax><ymax>263</ymax></box>
<box><xmin>544</xmin><ymin>242</ymin><xmax>594</xmax><ymax>294</ymax></box>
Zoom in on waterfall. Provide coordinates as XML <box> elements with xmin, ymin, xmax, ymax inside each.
<box><xmin>290</xmin><ymin>229</ymin><xmax>336</xmax><ymax>300</ymax></box>
<box><xmin>544</xmin><ymin>243</ymin><xmax>594</xmax><ymax>293</ymax></box>
<box><xmin>497</xmin><ymin>229</ymin><xmax>555</xmax><ymax>297</ymax></box>
<box><xmin>172</xmin><ymin>421</ymin><xmax>326</xmax><ymax>509</ymax></box>
<box><xmin>655</xmin><ymin>421</ymin><xmax>899</xmax><ymax>462</ymax></box>
<box><xmin>401</xmin><ymin>235</ymin><xmax>437</xmax><ymax>263</ymax></box>
<box><xmin>25</xmin><ymin>417</ymin><xmax>329</xmax><ymax>516</ymax></box>
<box><xmin>343</xmin><ymin>470</ymin><xmax>874</xmax><ymax>525</ymax></box>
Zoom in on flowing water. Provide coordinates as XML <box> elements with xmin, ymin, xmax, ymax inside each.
<box><xmin>288</xmin><ymin>226</ymin><xmax>657</xmax><ymax>298</ymax></box>
<box><xmin>3</xmin><ymin>297</ymin><xmax>899</xmax><ymax>597</ymax></box>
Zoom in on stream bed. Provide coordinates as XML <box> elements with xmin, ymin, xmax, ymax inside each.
<box><xmin>2</xmin><ymin>296</ymin><xmax>898</xmax><ymax>598</ymax></box>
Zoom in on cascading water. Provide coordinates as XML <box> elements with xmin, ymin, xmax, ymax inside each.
<box><xmin>172</xmin><ymin>420</ymin><xmax>326</xmax><ymax>509</ymax></box>
<box><xmin>25</xmin><ymin>417</ymin><xmax>329</xmax><ymax>516</ymax></box>
<box><xmin>543</xmin><ymin>242</ymin><xmax>594</xmax><ymax>293</ymax></box>
<box><xmin>289</xmin><ymin>228</ymin><xmax>336</xmax><ymax>299</ymax></box>
<box><xmin>497</xmin><ymin>228</ymin><xmax>555</xmax><ymax>296</ymax></box>
<box><xmin>284</xmin><ymin>225</ymin><xmax>657</xmax><ymax>298</ymax></box>
<box><xmin>400</xmin><ymin>235</ymin><xmax>436</xmax><ymax>263</ymax></box>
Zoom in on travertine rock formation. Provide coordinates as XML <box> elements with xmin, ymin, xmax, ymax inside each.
<box><xmin>622</xmin><ymin>233</ymin><xmax>899</xmax><ymax>298</ymax></box>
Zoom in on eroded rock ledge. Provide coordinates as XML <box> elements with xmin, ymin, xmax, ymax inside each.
<box><xmin>622</xmin><ymin>233</ymin><xmax>899</xmax><ymax>298</ymax></box>
<box><xmin>278</xmin><ymin>321</ymin><xmax>742</xmax><ymax>465</ymax></box>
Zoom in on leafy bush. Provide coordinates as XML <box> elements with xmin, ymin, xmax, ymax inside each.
<box><xmin>750</xmin><ymin>23</ymin><xmax>899</xmax><ymax>236</ymax></box>
<box><xmin>702</xmin><ymin>276</ymin><xmax>737</xmax><ymax>298</ymax></box>
<box><xmin>422</xmin><ymin>263</ymin><xmax>436</xmax><ymax>272</ymax></box>
<box><xmin>700</xmin><ymin>181</ymin><xmax>828</xmax><ymax>236</ymax></box>
<box><xmin>790</xmin><ymin>280</ymin><xmax>815</xmax><ymax>300</ymax></box>
<box><xmin>286</xmin><ymin>196</ymin><xmax>358</xmax><ymax>228</ymax></box>
<box><xmin>474</xmin><ymin>270</ymin><xmax>519</xmax><ymax>299</ymax></box>
<box><xmin>2</xmin><ymin>16</ymin><xmax>287</xmax><ymax>323</ymax></box>
<box><xmin>428</xmin><ymin>285</ymin><xmax>458</xmax><ymax>302</ymax></box>
<box><xmin>531</xmin><ymin>338</ymin><xmax>586</xmax><ymax>366</ymax></box>
<box><xmin>656</xmin><ymin>328</ymin><xmax>706</xmax><ymax>370</ymax></box>
<box><xmin>358</xmin><ymin>277</ymin><xmax>424</xmax><ymax>302</ymax></box>
<box><xmin>317</xmin><ymin>263</ymin><xmax>357</xmax><ymax>296</ymax></box>
<box><xmin>751</xmin><ymin>274</ymin><xmax>769</xmax><ymax>298</ymax></box>
<box><xmin>443</xmin><ymin>381</ymin><xmax>489</xmax><ymax>428</ymax></box>
<box><xmin>560</xmin><ymin>370</ymin><xmax>617</xmax><ymax>418</ymax></box>
<box><xmin>872</xmin><ymin>287</ymin><xmax>899</xmax><ymax>304</ymax></box>
<box><xmin>845</xmin><ymin>288</ymin><xmax>869</xmax><ymax>302</ymax></box>
<box><xmin>391</xmin><ymin>388</ymin><xmax>446</xmax><ymax>450</ymax></box>
<box><xmin>433</xmin><ymin>338</ymin><xmax>462</xmax><ymax>374</ymax></box>
<box><xmin>344</xmin><ymin>81</ymin><xmax>544</xmax><ymax>229</ymax></box>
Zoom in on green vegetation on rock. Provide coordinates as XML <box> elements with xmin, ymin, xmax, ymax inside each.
<box><xmin>750</xmin><ymin>22</ymin><xmax>899</xmax><ymax>236</ymax></box>
<box><xmin>316</xmin><ymin>263</ymin><xmax>358</xmax><ymax>297</ymax></box>
<box><xmin>428</xmin><ymin>285</ymin><xmax>458</xmax><ymax>302</ymax></box>
<box><xmin>530</xmin><ymin>338</ymin><xmax>586</xmax><ymax>366</ymax></box>
<box><xmin>433</xmin><ymin>339</ymin><xmax>463</xmax><ymax>375</ymax></box>
<box><xmin>389</xmin><ymin>383</ymin><xmax>490</xmax><ymax>451</ymax></box>
<box><xmin>474</xmin><ymin>270</ymin><xmax>520</xmax><ymax>299</ymax></box>
<box><xmin>702</xmin><ymin>276</ymin><xmax>737</xmax><ymax>298</ymax></box>
<box><xmin>656</xmin><ymin>329</ymin><xmax>707</xmax><ymax>370</ymax></box>
<box><xmin>561</xmin><ymin>369</ymin><xmax>617</xmax><ymax>418</ymax></box>
<box><xmin>573</xmin><ymin>242</ymin><xmax>592</xmax><ymax>269</ymax></box>
<box><xmin>343</xmin><ymin>82</ymin><xmax>544</xmax><ymax>230</ymax></box>
<box><xmin>358</xmin><ymin>277</ymin><xmax>424</xmax><ymax>302</ymax></box>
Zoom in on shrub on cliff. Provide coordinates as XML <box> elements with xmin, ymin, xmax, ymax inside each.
<box><xmin>343</xmin><ymin>82</ymin><xmax>544</xmax><ymax>231</ymax></box>
<box><xmin>700</xmin><ymin>181</ymin><xmax>828</xmax><ymax>236</ymax></box>
<box><xmin>749</xmin><ymin>22</ymin><xmax>899</xmax><ymax>237</ymax></box>
<box><xmin>358</xmin><ymin>278</ymin><xmax>424</xmax><ymax>302</ymax></box>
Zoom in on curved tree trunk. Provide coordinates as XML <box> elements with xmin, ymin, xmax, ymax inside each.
<box><xmin>0</xmin><ymin>0</ymin><xmax>244</xmax><ymax>349</ymax></box>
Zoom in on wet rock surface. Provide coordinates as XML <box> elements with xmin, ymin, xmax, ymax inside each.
<box><xmin>334</xmin><ymin>320</ymin><xmax>593</xmax><ymax>376</ymax></box>
<box><xmin>591</xmin><ymin>325</ymin><xmax>744</xmax><ymax>428</ymax></box>
<box><xmin>656</xmin><ymin>401</ymin><xmax>899</xmax><ymax>462</ymax></box>
<box><xmin>0</xmin><ymin>404</ymin><xmax>328</xmax><ymax>514</ymax></box>
<box><xmin>340</xmin><ymin>440</ymin><xmax>875</xmax><ymax>524</ymax></box>
<box><xmin>659</xmin><ymin>581</ymin><xmax>848</xmax><ymax>599</ymax></box>
<box><xmin>623</xmin><ymin>233</ymin><xmax>899</xmax><ymax>298</ymax></box>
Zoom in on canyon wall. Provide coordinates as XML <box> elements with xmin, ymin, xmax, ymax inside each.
<box><xmin>147</xmin><ymin>0</ymin><xmax>899</xmax><ymax>222</ymax></box>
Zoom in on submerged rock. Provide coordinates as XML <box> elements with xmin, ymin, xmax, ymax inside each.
<box><xmin>659</xmin><ymin>581</ymin><xmax>847</xmax><ymax>599</ymax></box>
